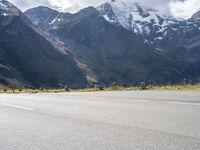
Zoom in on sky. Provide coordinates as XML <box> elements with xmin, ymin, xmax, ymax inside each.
<box><xmin>9</xmin><ymin>0</ymin><xmax>200</xmax><ymax>19</ymax></box>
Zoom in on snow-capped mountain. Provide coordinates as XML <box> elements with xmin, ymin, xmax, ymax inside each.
<box><xmin>25</xmin><ymin>6</ymin><xmax>99</xmax><ymax>31</ymax></box>
<box><xmin>1</xmin><ymin>0</ymin><xmax>198</xmax><ymax>87</ymax></box>
<box><xmin>25</xmin><ymin>0</ymin><xmax>178</xmax><ymax>43</ymax></box>
<box><xmin>97</xmin><ymin>0</ymin><xmax>200</xmax><ymax>50</ymax></box>
<box><xmin>25</xmin><ymin>6</ymin><xmax>73</xmax><ymax>30</ymax></box>
<box><xmin>0</xmin><ymin>0</ymin><xmax>11</xmax><ymax>10</ymax></box>
<box><xmin>25</xmin><ymin>4</ymin><xmax>200</xmax><ymax>85</ymax></box>
<box><xmin>97</xmin><ymin>0</ymin><xmax>177</xmax><ymax>38</ymax></box>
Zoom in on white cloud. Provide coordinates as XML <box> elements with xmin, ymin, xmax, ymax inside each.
<box><xmin>8</xmin><ymin>0</ymin><xmax>200</xmax><ymax>19</ymax></box>
<box><xmin>169</xmin><ymin>0</ymin><xmax>200</xmax><ymax>19</ymax></box>
<box><xmin>8</xmin><ymin>0</ymin><xmax>171</xmax><ymax>13</ymax></box>
<box><xmin>9</xmin><ymin>0</ymin><xmax>49</xmax><ymax>11</ymax></box>
<box><xmin>47</xmin><ymin>0</ymin><xmax>107</xmax><ymax>12</ymax></box>
<box><xmin>46</xmin><ymin>0</ymin><xmax>171</xmax><ymax>13</ymax></box>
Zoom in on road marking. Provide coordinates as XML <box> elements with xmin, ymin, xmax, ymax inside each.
<box><xmin>1</xmin><ymin>103</ymin><xmax>34</xmax><ymax>111</ymax></box>
<box><xmin>133</xmin><ymin>100</ymin><xmax>149</xmax><ymax>102</ymax></box>
<box><xmin>168</xmin><ymin>102</ymin><xmax>200</xmax><ymax>106</ymax></box>
<box><xmin>122</xmin><ymin>99</ymin><xmax>149</xmax><ymax>102</ymax></box>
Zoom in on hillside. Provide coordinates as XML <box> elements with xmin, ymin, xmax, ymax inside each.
<box><xmin>0</xmin><ymin>0</ymin><xmax>87</xmax><ymax>88</ymax></box>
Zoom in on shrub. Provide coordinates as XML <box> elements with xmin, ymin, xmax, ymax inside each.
<box><xmin>64</xmin><ymin>86</ymin><xmax>70</xmax><ymax>91</ymax></box>
<box><xmin>140</xmin><ymin>82</ymin><xmax>147</xmax><ymax>90</ymax></box>
<box><xmin>98</xmin><ymin>86</ymin><xmax>104</xmax><ymax>91</ymax></box>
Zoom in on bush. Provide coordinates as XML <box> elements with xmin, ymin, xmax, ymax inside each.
<box><xmin>64</xmin><ymin>86</ymin><xmax>70</xmax><ymax>91</ymax></box>
<box><xmin>110</xmin><ymin>86</ymin><xmax>120</xmax><ymax>90</ymax></box>
<box><xmin>98</xmin><ymin>86</ymin><xmax>104</xmax><ymax>91</ymax></box>
<box><xmin>140</xmin><ymin>82</ymin><xmax>147</xmax><ymax>90</ymax></box>
<box><xmin>3</xmin><ymin>89</ymin><xmax>7</xmax><ymax>92</ymax></box>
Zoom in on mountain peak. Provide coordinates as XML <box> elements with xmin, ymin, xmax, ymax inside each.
<box><xmin>0</xmin><ymin>0</ymin><xmax>20</xmax><ymax>16</ymax></box>
<box><xmin>0</xmin><ymin>0</ymin><xmax>12</xmax><ymax>10</ymax></box>
<box><xmin>77</xmin><ymin>6</ymin><xmax>99</xmax><ymax>16</ymax></box>
<box><xmin>134</xmin><ymin>2</ymin><xmax>150</xmax><ymax>17</ymax></box>
<box><xmin>26</xmin><ymin>6</ymin><xmax>59</xmax><ymax>14</ymax></box>
<box><xmin>191</xmin><ymin>10</ymin><xmax>200</xmax><ymax>20</ymax></box>
<box><xmin>97</xmin><ymin>0</ymin><xmax>175</xmax><ymax>35</ymax></box>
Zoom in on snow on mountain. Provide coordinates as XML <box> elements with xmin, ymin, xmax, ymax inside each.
<box><xmin>25</xmin><ymin>6</ymin><xmax>59</xmax><ymax>27</ymax></box>
<box><xmin>0</xmin><ymin>0</ymin><xmax>10</xmax><ymax>10</ymax></box>
<box><xmin>25</xmin><ymin>6</ymin><xmax>73</xmax><ymax>30</ymax></box>
<box><xmin>0</xmin><ymin>0</ymin><xmax>11</xmax><ymax>16</ymax></box>
<box><xmin>97</xmin><ymin>0</ymin><xmax>177</xmax><ymax>38</ymax></box>
<box><xmin>0</xmin><ymin>0</ymin><xmax>20</xmax><ymax>16</ymax></box>
<box><xmin>25</xmin><ymin>0</ymin><xmax>199</xmax><ymax>46</ymax></box>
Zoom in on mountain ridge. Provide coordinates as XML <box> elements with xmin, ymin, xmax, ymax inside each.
<box><xmin>0</xmin><ymin>0</ymin><xmax>88</xmax><ymax>88</ymax></box>
<box><xmin>25</xmin><ymin>4</ymin><xmax>200</xmax><ymax>86</ymax></box>
<box><xmin>1</xmin><ymin>0</ymin><xmax>200</xmax><ymax>88</ymax></box>
<box><xmin>192</xmin><ymin>10</ymin><xmax>200</xmax><ymax>20</ymax></box>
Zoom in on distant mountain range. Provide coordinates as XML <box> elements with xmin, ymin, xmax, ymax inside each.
<box><xmin>0</xmin><ymin>0</ymin><xmax>200</xmax><ymax>88</ymax></box>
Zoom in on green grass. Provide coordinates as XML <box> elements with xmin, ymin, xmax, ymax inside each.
<box><xmin>0</xmin><ymin>84</ymin><xmax>200</xmax><ymax>94</ymax></box>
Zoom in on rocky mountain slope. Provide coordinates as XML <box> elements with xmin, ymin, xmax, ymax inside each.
<box><xmin>25</xmin><ymin>5</ymin><xmax>191</xmax><ymax>86</ymax></box>
<box><xmin>1</xmin><ymin>0</ymin><xmax>200</xmax><ymax>88</ymax></box>
<box><xmin>97</xmin><ymin>0</ymin><xmax>177</xmax><ymax>41</ymax></box>
<box><xmin>25</xmin><ymin>0</ymin><xmax>200</xmax><ymax>86</ymax></box>
<box><xmin>0</xmin><ymin>0</ymin><xmax>87</xmax><ymax>88</ymax></box>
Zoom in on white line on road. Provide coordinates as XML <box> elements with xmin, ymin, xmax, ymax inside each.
<box><xmin>168</xmin><ymin>102</ymin><xmax>200</xmax><ymax>106</ymax></box>
<box><xmin>117</xmin><ymin>98</ymin><xmax>149</xmax><ymax>102</ymax></box>
<box><xmin>121</xmin><ymin>99</ymin><xmax>149</xmax><ymax>102</ymax></box>
<box><xmin>1</xmin><ymin>103</ymin><xmax>34</xmax><ymax>111</ymax></box>
<box><xmin>133</xmin><ymin>100</ymin><xmax>149</xmax><ymax>102</ymax></box>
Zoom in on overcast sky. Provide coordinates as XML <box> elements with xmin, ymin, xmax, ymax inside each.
<box><xmin>9</xmin><ymin>0</ymin><xmax>200</xmax><ymax>19</ymax></box>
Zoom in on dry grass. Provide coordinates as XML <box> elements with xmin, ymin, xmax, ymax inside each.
<box><xmin>0</xmin><ymin>84</ymin><xmax>200</xmax><ymax>94</ymax></box>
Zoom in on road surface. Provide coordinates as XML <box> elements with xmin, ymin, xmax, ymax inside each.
<box><xmin>0</xmin><ymin>91</ymin><xmax>200</xmax><ymax>150</ymax></box>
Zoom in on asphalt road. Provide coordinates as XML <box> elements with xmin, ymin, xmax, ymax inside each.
<box><xmin>0</xmin><ymin>91</ymin><xmax>200</xmax><ymax>150</ymax></box>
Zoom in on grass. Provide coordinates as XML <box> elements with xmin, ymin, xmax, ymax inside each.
<box><xmin>144</xmin><ymin>85</ymin><xmax>200</xmax><ymax>91</ymax></box>
<box><xmin>0</xmin><ymin>84</ymin><xmax>200</xmax><ymax>94</ymax></box>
